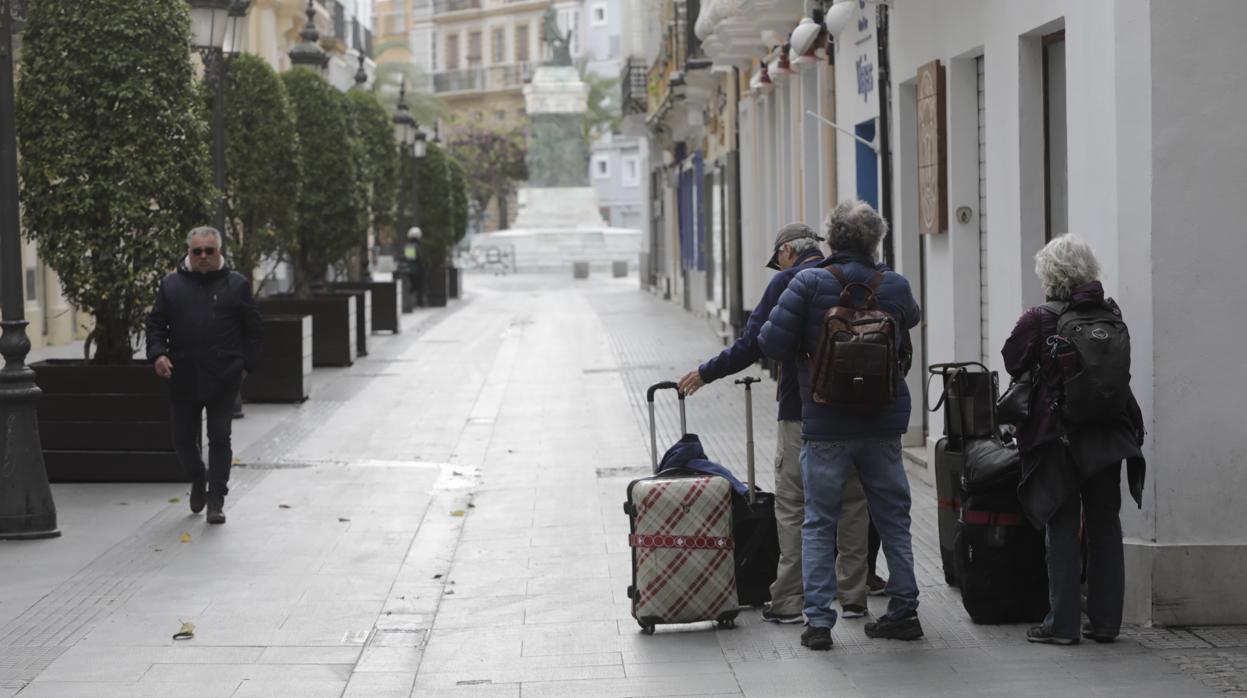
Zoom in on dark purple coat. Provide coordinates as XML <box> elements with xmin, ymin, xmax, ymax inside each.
<box><xmin>1001</xmin><ymin>281</ymin><xmax>1146</xmax><ymax>524</ymax></box>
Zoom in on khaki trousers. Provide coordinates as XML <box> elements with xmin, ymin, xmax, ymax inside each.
<box><xmin>769</xmin><ymin>421</ymin><xmax>870</xmax><ymax>615</ymax></box>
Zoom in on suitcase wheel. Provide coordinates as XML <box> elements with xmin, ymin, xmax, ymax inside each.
<box><xmin>716</xmin><ymin>618</ymin><xmax>735</xmax><ymax>629</ymax></box>
<box><xmin>639</xmin><ymin>622</ymin><xmax>655</xmax><ymax>635</ymax></box>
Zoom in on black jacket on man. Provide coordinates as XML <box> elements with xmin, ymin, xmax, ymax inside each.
<box><xmin>146</xmin><ymin>261</ymin><xmax>263</xmax><ymax>403</ymax></box>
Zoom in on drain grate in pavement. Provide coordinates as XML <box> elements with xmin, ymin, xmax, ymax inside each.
<box><xmin>0</xmin><ymin>646</ymin><xmax>66</xmax><ymax>690</ymax></box>
<box><xmin>1191</xmin><ymin>628</ymin><xmax>1247</xmax><ymax>649</ymax></box>
<box><xmin>596</xmin><ymin>466</ymin><xmax>651</xmax><ymax>478</ymax></box>
<box><xmin>369</xmin><ymin>628</ymin><xmax>428</xmax><ymax>648</ymax></box>
<box><xmin>1124</xmin><ymin>627</ymin><xmax>1214</xmax><ymax>650</ymax></box>
<box><xmin>234</xmin><ymin>462</ymin><xmax>315</xmax><ymax>470</ymax></box>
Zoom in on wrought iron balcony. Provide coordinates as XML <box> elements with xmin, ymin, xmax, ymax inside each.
<box><xmin>433</xmin><ymin>62</ymin><xmax>531</xmax><ymax>94</ymax></box>
<box><xmin>432</xmin><ymin>0</ymin><xmax>481</xmax><ymax>14</ymax></box>
<box><xmin>621</xmin><ymin>57</ymin><xmax>648</xmax><ymax>116</ymax></box>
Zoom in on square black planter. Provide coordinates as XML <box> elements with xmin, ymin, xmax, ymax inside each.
<box><xmin>257</xmin><ymin>295</ymin><xmax>356</xmax><ymax>367</ymax></box>
<box><xmin>328</xmin><ymin>281</ymin><xmax>401</xmax><ymax>333</ymax></box>
<box><xmin>32</xmin><ymin>360</ymin><xmax>188</xmax><ymax>482</ymax></box>
<box><xmin>313</xmin><ymin>289</ymin><xmax>371</xmax><ymax>357</ymax></box>
<box><xmin>241</xmin><ymin>314</ymin><xmax>312</xmax><ymax>403</ymax></box>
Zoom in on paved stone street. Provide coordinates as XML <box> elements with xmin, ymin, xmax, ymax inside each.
<box><xmin>2</xmin><ymin>271</ymin><xmax>1245</xmax><ymax>697</ymax></box>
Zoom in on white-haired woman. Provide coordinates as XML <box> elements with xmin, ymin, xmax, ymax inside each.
<box><xmin>1001</xmin><ymin>234</ymin><xmax>1145</xmax><ymax>646</ymax></box>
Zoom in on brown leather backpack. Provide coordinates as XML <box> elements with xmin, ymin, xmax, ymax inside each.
<box><xmin>808</xmin><ymin>266</ymin><xmax>901</xmax><ymax>409</ymax></box>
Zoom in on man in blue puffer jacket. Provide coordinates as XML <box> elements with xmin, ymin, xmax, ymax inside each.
<box><xmin>758</xmin><ymin>200</ymin><xmax>922</xmax><ymax>649</ymax></box>
<box><xmin>677</xmin><ymin>223</ymin><xmax>876</xmax><ymax>625</ymax></box>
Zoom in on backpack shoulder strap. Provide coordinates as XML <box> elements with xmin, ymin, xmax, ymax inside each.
<box><xmin>827</xmin><ymin>265</ymin><xmax>848</xmax><ymax>285</ymax></box>
<box><xmin>867</xmin><ymin>271</ymin><xmax>884</xmax><ymax>291</ymax></box>
<box><xmin>1041</xmin><ymin>300</ymin><xmax>1069</xmax><ymax>316</ymax></box>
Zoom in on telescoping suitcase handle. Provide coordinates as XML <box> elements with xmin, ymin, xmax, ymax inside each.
<box><xmin>735</xmin><ymin>376</ymin><xmax>760</xmax><ymax>504</ymax></box>
<box><xmin>647</xmin><ymin>381</ymin><xmax>687</xmax><ymax>474</ymax></box>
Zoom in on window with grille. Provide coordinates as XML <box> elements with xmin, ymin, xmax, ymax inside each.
<box><xmin>491</xmin><ymin>27</ymin><xmax>505</xmax><ymax>64</ymax></box>
<box><xmin>515</xmin><ymin>25</ymin><xmax>529</xmax><ymax>62</ymax></box>
<box><xmin>468</xmin><ymin>31</ymin><xmax>482</xmax><ymax>67</ymax></box>
<box><xmin>445</xmin><ymin>33</ymin><xmax>459</xmax><ymax>69</ymax></box>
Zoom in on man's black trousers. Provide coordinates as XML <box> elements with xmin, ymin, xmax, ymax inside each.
<box><xmin>170</xmin><ymin>386</ymin><xmax>239</xmax><ymax>501</ymax></box>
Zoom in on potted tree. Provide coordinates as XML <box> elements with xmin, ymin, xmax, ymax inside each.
<box><xmin>17</xmin><ymin>0</ymin><xmax>213</xmax><ymax>480</ymax></box>
<box><xmin>259</xmin><ymin>68</ymin><xmax>368</xmax><ymax>367</ymax></box>
<box><xmin>218</xmin><ymin>54</ymin><xmax>311</xmax><ymax>402</ymax></box>
<box><xmin>447</xmin><ymin>156</ymin><xmax>469</xmax><ymax>299</ymax></box>
<box><xmin>327</xmin><ymin>90</ymin><xmax>403</xmax><ymax>333</ymax></box>
<box><xmin>416</xmin><ymin>141</ymin><xmax>452</xmax><ymax>307</ymax></box>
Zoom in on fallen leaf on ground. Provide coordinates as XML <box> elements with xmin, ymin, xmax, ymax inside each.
<box><xmin>154</xmin><ymin>548</ymin><xmax>164</xmax><ymax>552</ymax></box>
<box><xmin>337</xmin><ymin>517</ymin><xmax>350</xmax><ymax>523</ymax></box>
<box><xmin>450</xmin><ymin>510</ymin><xmax>465</xmax><ymax>517</ymax></box>
<box><xmin>433</xmin><ymin>574</ymin><xmax>443</xmax><ymax>579</ymax></box>
<box><xmin>180</xmin><ymin>532</ymin><xmax>192</xmax><ymax>544</ymax></box>
<box><xmin>278</xmin><ymin>504</ymin><xmax>292</xmax><ymax>509</ymax></box>
<box><xmin>444</xmin><ymin>590</ymin><xmax>455</xmax><ymax>595</ymax></box>
<box><xmin>168</xmin><ymin>497</ymin><xmax>181</xmax><ymax>503</ymax></box>
<box><xmin>467</xmin><ymin>503</ymin><xmax>476</xmax><ymax>508</ymax></box>
<box><xmin>172</xmin><ymin>621</ymin><xmax>195</xmax><ymax>640</ymax></box>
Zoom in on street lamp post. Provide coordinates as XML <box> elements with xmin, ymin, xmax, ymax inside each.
<box><xmin>187</xmin><ymin>0</ymin><xmax>250</xmax><ymax>234</ymax></box>
<box><xmin>392</xmin><ymin>80</ymin><xmax>427</xmax><ymax>308</ymax></box>
<box><xmin>0</xmin><ymin>0</ymin><xmax>59</xmax><ymax>540</ymax></box>
<box><xmin>353</xmin><ymin>53</ymin><xmax>370</xmax><ymax>280</ymax></box>
<box><xmin>288</xmin><ymin>0</ymin><xmax>328</xmax><ymax>73</ymax></box>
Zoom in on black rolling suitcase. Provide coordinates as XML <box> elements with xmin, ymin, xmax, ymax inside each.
<box><xmin>954</xmin><ymin>437</ymin><xmax>1049</xmax><ymax>624</ymax></box>
<box><xmin>730</xmin><ymin>377</ymin><xmax>780</xmax><ymax>607</ymax></box>
<box><xmin>928</xmin><ymin>362</ymin><xmax>999</xmax><ymax>586</ymax></box>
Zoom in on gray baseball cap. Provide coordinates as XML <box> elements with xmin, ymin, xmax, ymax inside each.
<box><xmin>766</xmin><ymin>223</ymin><xmax>824</xmax><ymax>270</ymax></box>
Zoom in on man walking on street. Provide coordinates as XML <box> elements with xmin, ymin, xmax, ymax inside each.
<box><xmin>759</xmin><ymin>200</ymin><xmax>923</xmax><ymax>650</ymax></box>
<box><xmin>677</xmin><ymin>222</ymin><xmax>874</xmax><ymax>624</ymax></box>
<box><xmin>147</xmin><ymin>226</ymin><xmax>263</xmax><ymax>525</ymax></box>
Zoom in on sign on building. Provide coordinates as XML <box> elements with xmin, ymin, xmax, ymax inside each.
<box><xmin>917</xmin><ymin>59</ymin><xmax>947</xmax><ymax>235</ymax></box>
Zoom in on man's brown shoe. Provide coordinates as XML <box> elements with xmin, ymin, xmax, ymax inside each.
<box><xmin>190</xmin><ymin>479</ymin><xmax>206</xmax><ymax>514</ymax></box>
<box><xmin>206</xmin><ymin>502</ymin><xmax>226</xmax><ymax>525</ymax></box>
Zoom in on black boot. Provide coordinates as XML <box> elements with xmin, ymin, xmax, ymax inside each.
<box><xmin>206</xmin><ymin>498</ymin><xmax>226</xmax><ymax>525</ymax></box>
<box><xmin>190</xmin><ymin>478</ymin><xmax>206</xmax><ymax>514</ymax></box>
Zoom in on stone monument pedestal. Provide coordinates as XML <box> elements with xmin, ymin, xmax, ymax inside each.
<box><xmin>474</xmin><ymin>60</ymin><xmax>638</xmax><ymax>272</ymax></box>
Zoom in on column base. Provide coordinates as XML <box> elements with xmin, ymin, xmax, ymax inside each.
<box><xmin>1124</xmin><ymin>539</ymin><xmax>1247</xmax><ymax>626</ymax></box>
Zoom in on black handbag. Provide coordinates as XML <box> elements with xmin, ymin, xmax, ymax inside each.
<box><xmin>927</xmin><ymin>362</ymin><xmax>998</xmax><ymax>438</ymax></box>
<box><xmin>996</xmin><ymin>370</ymin><xmax>1034</xmax><ymax>425</ymax></box>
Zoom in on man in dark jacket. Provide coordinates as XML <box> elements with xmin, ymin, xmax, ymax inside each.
<box><xmin>758</xmin><ymin>200</ymin><xmax>922</xmax><ymax>649</ymax></box>
<box><xmin>677</xmin><ymin>223</ymin><xmax>874</xmax><ymax>624</ymax></box>
<box><xmin>146</xmin><ymin>226</ymin><xmax>263</xmax><ymax>525</ymax></box>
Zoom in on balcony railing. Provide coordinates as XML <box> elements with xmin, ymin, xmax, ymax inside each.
<box><xmin>621</xmin><ymin>57</ymin><xmax>648</xmax><ymax>116</ymax></box>
<box><xmin>433</xmin><ymin>62</ymin><xmax>531</xmax><ymax>94</ymax></box>
<box><xmin>432</xmin><ymin>0</ymin><xmax>481</xmax><ymax>13</ymax></box>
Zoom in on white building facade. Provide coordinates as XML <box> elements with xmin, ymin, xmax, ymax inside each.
<box><xmin>887</xmin><ymin>0</ymin><xmax>1247</xmax><ymax>626</ymax></box>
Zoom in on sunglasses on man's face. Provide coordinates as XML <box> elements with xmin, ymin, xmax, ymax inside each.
<box><xmin>191</xmin><ymin>247</ymin><xmax>217</xmax><ymax>257</ymax></box>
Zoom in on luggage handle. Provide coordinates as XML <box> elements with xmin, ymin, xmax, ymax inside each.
<box><xmin>735</xmin><ymin>376</ymin><xmax>760</xmax><ymax>504</ymax></box>
<box><xmin>925</xmin><ymin>362</ymin><xmax>990</xmax><ymax>413</ymax></box>
<box><xmin>647</xmin><ymin>381</ymin><xmax>686</xmax><ymax>474</ymax></box>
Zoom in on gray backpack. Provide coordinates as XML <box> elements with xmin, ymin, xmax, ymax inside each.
<box><xmin>1044</xmin><ymin>300</ymin><xmax>1131</xmax><ymax>424</ymax></box>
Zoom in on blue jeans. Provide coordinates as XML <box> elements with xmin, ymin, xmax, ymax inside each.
<box><xmin>801</xmin><ymin>436</ymin><xmax>919</xmax><ymax>628</ymax></box>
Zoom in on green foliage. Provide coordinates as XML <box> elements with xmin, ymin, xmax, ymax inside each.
<box><xmin>447</xmin><ymin>157</ymin><xmax>468</xmax><ymax>245</ymax></box>
<box><xmin>579</xmin><ymin>60</ymin><xmax>622</xmax><ymax>142</ymax></box>
<box><xmin>446</xmin><ymin>126</ymin><xmax>527</xmax><ymax>229</ymax></box>
<box><xmin>17</xmin><ymin>0</ymin><xmax>213</xmax><ymax>364</ymax></box>
<box><xmin>279</xmin><ymin>68</ymin><xmax>366</xmax><ymax>297</ymax></box>
<box><xmin>221</xmin><ymin>53</ymin><xmax>300</xmax><ymax>289</ymax></box>
<box><xmin>345</xmin><ymin>90</ymin><xmax>401</xmax><ymax>237</ymax></box>
<box><xmin>415</xmin><ymin>142</ymin><xmax>452</xmax><ymax>267</ymax></box>
<box><xmin>372</xmin><ymin>38</ymin><xmax>447</xmax><ymax>126</ymax></box>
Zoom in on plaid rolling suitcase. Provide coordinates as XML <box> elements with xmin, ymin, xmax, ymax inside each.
<box><xmin>625</xmin><ymin>382</ymin><xmax>739</xmax><ymax>634</ymax></box>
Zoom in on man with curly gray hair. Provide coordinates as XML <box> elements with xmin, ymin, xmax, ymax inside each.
<box><xmin>759</xmin><ymin>201</ymin><xmax>923</xmax><ymax>649</ymax></box>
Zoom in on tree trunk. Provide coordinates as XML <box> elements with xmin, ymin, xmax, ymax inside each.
<box><xmin>91</xmin><ymin>313</ymin><xmax>134</xmax><ymax>365</ymax></box>
<box><xmin>293</xmin><ymin>248</ymin><xmax>313</xmax><ymax>300</ymax></box>
<box><xmin>498</xmin><ymin>191</ymin><xmax>509</xmax><ymax>231</ymax></box>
